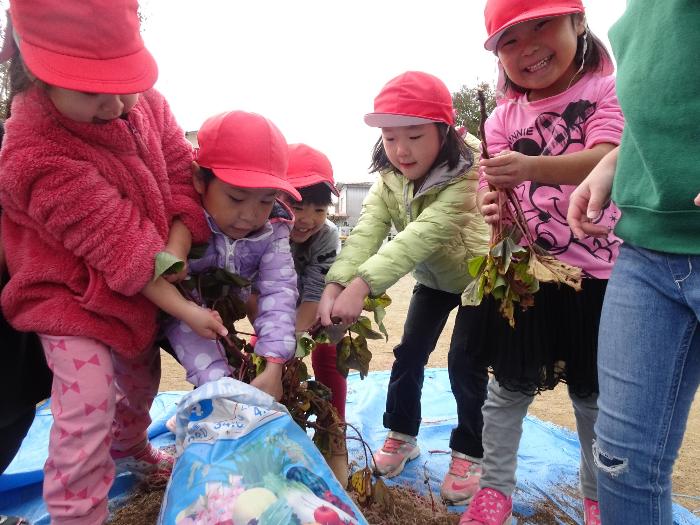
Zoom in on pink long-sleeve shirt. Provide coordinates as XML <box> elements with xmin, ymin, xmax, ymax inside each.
<box><xmin>480</xmin><ymin>73</ymin><xmax>625</xmax><ymax>278</ymax></box>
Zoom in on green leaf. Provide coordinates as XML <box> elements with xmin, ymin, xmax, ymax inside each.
<box><xmin>251</xmin><ymin>354</ymin><xmax>266</xmax><ymax>376</ymax></box>
<box><xmin>348</xmin><ymin>316</ymin><xmax>383</xmax><ymax>340</ymax></box>
<box><xmin>296</xmin><ymin>332</ymin><xmax>316</xmax><ymax>358</ymax></box>
<box><xmin>346</xmin><ymin>335</ymin><xmax>372</xmax><ymax>379</ymax></box>
<box><xmin>154</xmin><ymin>251</ymin><xmax>184</xmax><ymax>278</ymax></box>
<box><xmin>506</xmin><ymin>236</ymin><xmax>527</xmax><ymax>254</ymax></box>
<box><xmin>461</xmin><ymin>276</ymin><xmax>484</xmax><ymax>306</ymax></box>
<box><xmin>373</xmin><ymin>305</ymin><xmax>388</xmax><ymax>341</ymax></box>
<box><xmin>312</xmin><ymin>331</ymin><xmax>331</xmax><ymax>345</ymax></box>
<box><xmin>335</xmin><ymin>336</ymin><xmax>352</xmax><ymax>378</ymax></box>
<box><xmin>363</xmin><ymin>293</ymin><xmax>392</xmax><ymax>311</ymax></box>
<box><xmin>490</xmin><ymin>240</ymin><xmax>505</xmax><ymax>258</ymax></box>
<box><xmin>493</xmin><ymin>274</ymin><xmax>507</xmax><ymax>290</ymax></box>
<box><xmin>467</xmin><ymin>255</ymin><xmax>486</xmax><ymax>277</ymax></box>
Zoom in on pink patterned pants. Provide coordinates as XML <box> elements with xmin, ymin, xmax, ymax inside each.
<box><xmin>39</xmin><ymin>335</ymin><xmax>160</xmax><ymax>524</ymax></box>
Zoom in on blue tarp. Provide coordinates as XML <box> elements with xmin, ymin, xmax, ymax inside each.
<box><xmin>1</xmin><ymin>368</ymin><xmax>698</xmax><ymax>524</ymax></box>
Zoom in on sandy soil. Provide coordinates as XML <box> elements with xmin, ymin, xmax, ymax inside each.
<box><xmin>159</xmin><ymin>274</ymin><xmax>700</xmax><ymax>514</ymax></box>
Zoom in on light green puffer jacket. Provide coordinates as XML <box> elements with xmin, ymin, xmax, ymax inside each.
<box><xmin>327</xmin><ymin>133</ymin><xmax>489</xmax><ymax>295</ymax></box>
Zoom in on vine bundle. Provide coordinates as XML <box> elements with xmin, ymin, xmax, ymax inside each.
<box><xmin>172</xmin><ymin>259</ymin><xmax>390</xmax><ymax>461</ymax></box>
<box><xmin>461</xmin><ymin>90</ymin><xmax>582</xmax><ymax>327</ymax></box>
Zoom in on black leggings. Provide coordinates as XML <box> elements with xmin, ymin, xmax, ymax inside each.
<box><xmin>383</xmin><ymin>283</ymin><xmax>489</xmax><ymax>458</ymax></box>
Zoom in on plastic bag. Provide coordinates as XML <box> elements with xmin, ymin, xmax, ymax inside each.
<box><xmin>157</xmin><ymin>378</ymin><xmax>367</xmax><ymax>525</ymax></box>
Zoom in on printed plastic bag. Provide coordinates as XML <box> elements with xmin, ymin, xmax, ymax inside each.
<box><xmin>157</xmin><ymin>377</ymin><xmax>367</xmax><ymax>525</ymax></box>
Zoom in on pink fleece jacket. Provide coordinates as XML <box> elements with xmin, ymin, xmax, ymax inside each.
<box><xmin>0</xmin><ymin>86</ymin><xmax>209</xmax><ymax>357</ymax></box>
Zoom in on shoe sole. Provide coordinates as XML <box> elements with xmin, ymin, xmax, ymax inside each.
<box><xmin>375</xmin><ymin>447</ymin><xmax>421</xmax><ymax>478</ymax></box>
<box><xmin>459</xmin><ymin>514</ymin><xmax>514</xmax><ymax>525</ymax></box>
<box><xmin>441</xmin><ymin>494</ymin><xmax>474</xmax><ymax>506</ymax></box>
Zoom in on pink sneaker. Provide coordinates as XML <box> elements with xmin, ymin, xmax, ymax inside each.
<box><xmin>440</xmin><ymin>451</ymin><xmax>482</xmax><ymax>505</ymax></box>
<box><xmin>113</xmin><ymin>443</ymin><xmax>174</xmax><ymax>486</ymax></box>
<box><xmin>459</xmin><ymin>487</ymin><xmax>513</xmax><ymax>525</ymax></box>
<box><xmin>584</xmin><ymin>498</ymin><xmax>601</xmax><ymax>525</ymax></box>
<box><xmin>372</xmin><ymin>431</ymin><xmax>420</xmax><ymax>477</ymax></box>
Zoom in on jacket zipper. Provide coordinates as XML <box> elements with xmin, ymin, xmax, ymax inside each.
<box><xmin>126</xmin><ymin>120</ymin><xmax>147</xmax><ymax>157</ymax></box>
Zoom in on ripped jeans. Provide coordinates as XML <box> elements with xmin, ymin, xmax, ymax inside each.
<box><xmin>595</xmin><ymin>244</ymin><xmax>700</xmax><ymax>524</ymax></box>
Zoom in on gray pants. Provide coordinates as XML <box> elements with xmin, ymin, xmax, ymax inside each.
<box><xmin>480</xmin><ymin>377</ymin><xmax>598</xmax><ymax>500</ymax></box>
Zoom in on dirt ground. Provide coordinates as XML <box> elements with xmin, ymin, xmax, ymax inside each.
<box><xmin>159</xmin><ymin>274</ymin><xmax>700</xmax><ymax>514</ymax></box>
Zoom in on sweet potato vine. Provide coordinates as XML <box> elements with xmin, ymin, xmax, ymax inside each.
<box><xmin>461</xmin><ymin>90</ymin><xmax>582</xmax><ymax>327</ymax></box>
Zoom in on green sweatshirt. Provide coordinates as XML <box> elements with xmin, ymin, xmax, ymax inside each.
<box><xmin>608</xmin><ymin>0</ymin><xmax>700</xmax><ymax>254</ymax></box>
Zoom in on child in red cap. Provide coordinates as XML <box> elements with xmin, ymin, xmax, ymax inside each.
<box><xmin>162</xmin><ymin>111</ymin><xmax>300</xmax><ymax>404</ymax></box>
<box><xmin>282</xmin><ymin>143</ymin><xmax>348</xmax><ymax>482</ymax></box>
<box><xmin>318</xmin><ymin>71</ymin><xmax>491</xmax><ymax>505</ymax></box>
<box><xmin>459</xmin><ymin>2</ymin><xmax>624</xmax><ymax>524</ymax></box>
<box><xmin>0</xmin><ymin>1</ymin><xmax>225</xmax><ymax>523</ymax></box>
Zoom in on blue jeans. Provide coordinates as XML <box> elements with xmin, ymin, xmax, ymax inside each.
<box><xmin>595</xmin><ymin>244</ymin><xmax>700</xmax><ymax>524</ymax></box>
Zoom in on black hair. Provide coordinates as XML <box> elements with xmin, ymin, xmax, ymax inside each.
<box><xmin>501</xmin><ymin>16</ymin><xmax>612</xmax><ymax>97</ymax></box>
<box><xmin>368</xmin><ymin>123</ymin><xmax>472</xmax><ymax>174</ymax></box>
<box><xmin>196</xmin><ymin>166</ymin><xmax>216</xmax><ymax>186</ymax></box>
<box><xmin>294</xmin><ymin>183</ymin><xmax>333</xmax><ymax>206</ymax></box>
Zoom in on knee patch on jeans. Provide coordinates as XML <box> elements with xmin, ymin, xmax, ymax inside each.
<box><xmin>593</xmin><ymin>439</ymin><xmax>627</xmax><ymax>477</ymax></box>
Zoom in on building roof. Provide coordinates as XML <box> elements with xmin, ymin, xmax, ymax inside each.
<box><xmin>336</xmin><ymin>181</ymin><xmax>374</xmax><ymax>190</ymax></box>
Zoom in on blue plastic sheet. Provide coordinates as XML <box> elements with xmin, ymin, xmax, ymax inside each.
<box><xmin>2</xmin><ymin>369</ymin><xmax>698</xmax><ymax>524</ymax></box>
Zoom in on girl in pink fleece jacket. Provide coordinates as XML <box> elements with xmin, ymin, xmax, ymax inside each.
<box><xmin>0</xmin><ymin>1</ymin><xmax>225</xmax><ymax>523</ymax></box>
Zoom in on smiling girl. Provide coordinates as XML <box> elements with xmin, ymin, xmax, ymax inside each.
<box><xmin>458</xmin><ymin>1</ymin><xmax>624</xmax><ymax>524</ymax></box>
<box><xmin>318</xmin><ymin>71</ymin><xmax>490</xmax><ymax>505</ymax></box>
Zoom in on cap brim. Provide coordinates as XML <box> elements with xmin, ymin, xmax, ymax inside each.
<box><xmin>484</xmin><ymin>6</ymin><xmax>585</xmax><ymax>51</ymax></box>
<box><xmin>364</xmin><ymin>113</ymin><xmax>439</xmax><ymax>128</ymax></box>
<box><xmin>20</xmin><ymin>40</ymin><xmax>158</xmax><ymax>94</ymax></box>
<box><xmin>288</xmin><ymin>174</ymin><xmax>340</xmax><ymax>196</ymax></box>
<box><xmin>211</xmin><ymin>168</ymin><xmax>302</xmax><ymax>201</ymax></box>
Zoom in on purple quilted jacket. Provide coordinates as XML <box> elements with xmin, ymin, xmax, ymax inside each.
<box><xmin>189</xmin><ymin>202</ymin><xmax>298</xmax><ymax>361</ymax></box>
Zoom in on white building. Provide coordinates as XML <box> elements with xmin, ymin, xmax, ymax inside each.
<box><xmin>332</xmin><ymin>182</ymin><xmax>373</xmax><ymax>227</ymax></box>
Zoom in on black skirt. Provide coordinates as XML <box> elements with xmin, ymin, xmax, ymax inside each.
<box><xmin>471</xmin><ymin>279</ymin><xmax>607</xmax><ymax>397</ymax></box>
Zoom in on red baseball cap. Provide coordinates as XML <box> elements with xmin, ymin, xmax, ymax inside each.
<box><xmin>195</xmin><ymin>111</ymin><xmax>301</xmax><ymax>201</ymax></box>
<box><xmin>484</xmin><ymin>0</ymin><xmax>585</xmax><ymax>51</ymax></box>
<box><xmin>364</xmin><ymin>71</ymin><xmax>455</xmax><ymax>128</ymax></box>
<box><xmin>287</xmin><ymin>143</ymin><xmax>339</xmax><ymax>197</ymax></box>
<box><xmin>1</xmin><ymin>0</ymin><xmax>157</xmax><ymax>94</ymax></box>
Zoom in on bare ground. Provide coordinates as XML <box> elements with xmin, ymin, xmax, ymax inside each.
<box><xmin>159</xmin><ymin>274</ymin><xmax>700</xmax><ymax>514</ymax></box>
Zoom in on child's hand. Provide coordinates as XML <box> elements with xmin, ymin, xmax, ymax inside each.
<box><xmin>567</xmin><ymin>147</ymin><xmax>619</xmax><ymax>239</ymax></box>
<box><xmin>182</xmin><ymin>303</ymin><xmax>228</xmax><ymax>339</ymax></box>
<box><xmin>480</xmin><ymin>190</ymin><xmax>503</xmax><ymax>225</ymax></box>
<box><xmin>329</xmin><ymin>277</ymin><xmax>370</xmax><ymax>327</ymax></box>
<box><xmin>318</xmin><ymin>283</ymin><xmax>345</xmax><ymax>326</ymax></box>
<box><xmin>481</xmin><ymin>151</ymin><xmax>535</xmax><ymax>189</ymax></box>
<box><xmin>250</xmin><ymin>362</ymin><xmax>284</xmax><ymax>400</ymax></box>
<box><xmin>694</xmin><ymin>192</ymin><xmax>700</xmax><ymax>207</ymax></box>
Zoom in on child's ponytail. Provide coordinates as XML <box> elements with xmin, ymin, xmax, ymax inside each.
<box><xmin>574</xmin><ymin>28</ymin><xmax>612</xmax><ymax>78</ymax></box>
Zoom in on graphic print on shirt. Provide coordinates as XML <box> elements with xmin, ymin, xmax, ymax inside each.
<box><xmin>509</xmin><ymin>99</ymin><xmax>620</xmax><ymax>275</ymax></box>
